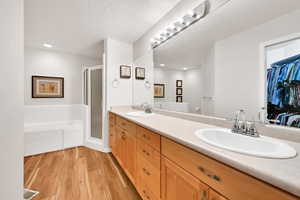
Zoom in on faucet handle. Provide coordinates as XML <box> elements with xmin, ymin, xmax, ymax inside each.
<box><xmin>246</xmin><ymin>121</ymin><xmax>259</xmax><ymax>137</ymax></box>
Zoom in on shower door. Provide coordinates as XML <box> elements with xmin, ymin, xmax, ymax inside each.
<box><xmin>90</xmin><ymin>67</ymin><xmax>103</xmax><ymax>139</ymax></box>
<box><xmin>83</xmin><ymin>66</ymin><xmax>104</xmax><ymax>144</ymax></box>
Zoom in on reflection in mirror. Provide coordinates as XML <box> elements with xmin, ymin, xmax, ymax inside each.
<box><xmin>150</xmin><ymin>0</ymin><xmax>300</xmax><ymax>127</ymax></box>
<box><xmin>266</xmin><ymin>37</ymin><xmax>300</xmax><ymax>128</ymax></box>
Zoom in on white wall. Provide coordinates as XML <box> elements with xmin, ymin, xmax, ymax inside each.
<box><xmin>24</xmin><ymin>47</ymin><xmax>100</xmax><ymax>105</ymax></box>
<box><xmin>24</xmin><ymin>104</ymin><xmax>83</xmax><ymax>124</ymax></box>
<box><xmin>214</xmin><ymin>9</ymin><xmax>300</xmax><ymax>120</ymax></box>
<box><xmin>154</xmin><ymin>67</ymin><xmax>205</xmax><ymax>114</ymax></box>
<box><xmin>154</xmin><ymin>68</ymin><xmax>185</xmax><ymax>102</ymax></box>
<box><xmin>104</xmin><ymin>38</ymin><xmax>133</xmax><ymax>150</ymax></box>
<box><xmin>105</xmin><ymin>38</ymin><xmax>133</xmax><ymax>108</ymax></box>
<box><xmin>266</xmin><ymin>38</ymin><xmax>300</xmax><ymax>67</ymax></box>
<box><xmin>185</xmin><ymin>69</ymin><xmax>203</xmax><ymax>113</ymax></box>
<box><xmin>133</xmin><ymin>50</ymin><xmax>154</xmax><ymax>106</ymax></box>
<box><xmin>0</xmin><ymin>0</ymin><xmax>24</xmax><ymax>199</ymax></box>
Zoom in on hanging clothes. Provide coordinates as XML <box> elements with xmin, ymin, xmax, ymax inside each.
<box><xmin>267</xmin><ymin>53</ymin><xmax>300</xmax><ymax>127</ymax></box>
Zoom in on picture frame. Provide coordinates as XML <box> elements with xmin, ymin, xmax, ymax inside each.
<box><xmin>154</xmin><ymin>84</ymin><xmax>165</xmax><ymax>98</ymax></box>
<box><xmin>120</xmin><ymin>65</ymin><xmax>131</xmax><ymax>78</ymax></box>
<box><xmin>135</xmin><ymin>67</ymin><xmax>146</xmax><ymax>80</ymax></box>
<box><xmin>32</xmin><ymin>76</ymin><xmax>64</xmax><ymax>98</ymax></box>
<box><xmin>176</xmin><ymin>88</ymin><xmax>183</xmax><ymax>95</ymax></box>
<box><xmin>176</xmin><ymin>96</ymin><xmax>183</xmax><ymax>103</ymax></box>
<box><xmin>176</xmin><ymin>80</ymin><xmax>183</xmax><ymax>87</ymax></box>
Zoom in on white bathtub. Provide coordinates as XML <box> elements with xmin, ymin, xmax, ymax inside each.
<box><xmin>24</xmin><ymin>120</ymin><xmax>83</xmax><ymax>156</ymax></box>
<box><xmin>24</xmin><ymin>105</ymin><xmax>84</xmax><ymax>156</ymax></box>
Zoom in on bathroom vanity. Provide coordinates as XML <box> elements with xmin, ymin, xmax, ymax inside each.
<box><xmin>109</xmin><ymin>108</ymin><xmax>300</xmax><ymax>200</ymax></box>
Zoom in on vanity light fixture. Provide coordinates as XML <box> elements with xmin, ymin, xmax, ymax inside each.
<box><xmin>160</xmin><ymin>64</ymin><xmax>165</xmax><ymax>67</ymax></box>
<box><xmin>151</xmin><ymin>0</ymin><xmax>209</xmax><ymax>48</ymax></box>
<box><xmin>43</xmin><ymin>43</ymin><xmax>53</xmax><ymax>48</ymax></box>
<box><xmin>183</xmin><ymin>67</ymin><xmax>188</xmax><ymax>71</ymax></box>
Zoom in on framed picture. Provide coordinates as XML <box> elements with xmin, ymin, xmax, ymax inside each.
<box><xmin>176</xmin><ymin>96</ymin><xmax>183</xmax><ymax>103</ymax></box>
<box><xmin>176</xmin><ymin>88</ymin><xmax>183</xmax><ymax>95</ymax></box>
<box><xmin>176</xmin><ymin>80</ymin><xmax>183</xmax><ymax>87</ymax></box>
<box><xmin>135</xmin><ymin>67</ymin><xmax>145</xmax><ymax>80</ymax></box>
<box><xmin>154</xmin><ymin>84</ymin><xmax>165</xmax><ymax>98</ymax></box>
<box><xmin>120</xmin><ymin>65</ymin><xmax>131</xmax><ymax>78</ymax></box>
<box><xmin>32</xmin><ymin>76</ymin><xmax>64</xmax><ymax>98</ymax></box>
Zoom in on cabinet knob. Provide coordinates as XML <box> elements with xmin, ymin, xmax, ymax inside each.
<box><xmin>142</xmin><ymin>150</ymin><xmax>150</xmax><ymax>156</ymax></box>
<box><xmin>142</xmin><ymin>168</ymin><xmax>151</xmax><ymax>176</ymax></box>
<box><xmin>143</xmin><ymin>134</ymin><xmax>150</xmax><ymax>140</ymax></box>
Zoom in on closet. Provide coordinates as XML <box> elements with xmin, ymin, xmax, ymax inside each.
<box><xmin>267</xmin><ymin>54</ymin><xmax>300</xmax><ymax>127</ymax></box>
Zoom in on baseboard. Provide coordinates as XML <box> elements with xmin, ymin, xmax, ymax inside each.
<box><xmin>84</xmin><ymin>140</ymin><xmax>110</xmax><ymax>153</ymax></box>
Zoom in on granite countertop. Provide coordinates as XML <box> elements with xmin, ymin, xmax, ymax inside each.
<box><xmin>110</xmin><ymin>106</ymin><xmax>300</xmax><ymax>197</ymax></box>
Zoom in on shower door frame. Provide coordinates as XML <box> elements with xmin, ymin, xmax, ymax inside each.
<box><xmin>82</xmin><ymin>65</ymin><xmax>106</xmax><ymax>150</ymax></box>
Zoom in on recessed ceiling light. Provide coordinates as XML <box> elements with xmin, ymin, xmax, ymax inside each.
<box><xmin>160</xmin><ymin>64</ymin><xmax>165</xmax><ymax>67</ymax></box>
<box><xmin>183</xmin><ymin>67</ymin><xmax>188</xmax><ymax>71</ymax></box>
<box><xmin>43</xmin><ymin>43</ymin><xmax>53</xmax><ymax>48</ymax></box>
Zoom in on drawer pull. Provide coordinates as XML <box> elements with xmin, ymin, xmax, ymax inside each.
<box><xmin>142</xmin><ymin>150</ymin><xmax>150</xmax><ymax>156</ymax></box>
<box><xmin>198</xmin><ymin>167</ymin><xmax>221</xmax><ymax>182</ymax></box>
<box><xmin>142</xmin><ymin>168</ymin><xmax>151</xmax><ymax>176</ymax></box>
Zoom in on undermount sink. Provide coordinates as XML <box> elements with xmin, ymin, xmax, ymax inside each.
<box><xmin>194</xmin><ymin>128</ymin><xmax>297</xmax><ymax>159</ymax></box>
<box><xmin>126</xmin><ymin>111</ymin><xmax>155</xmax><ymax>117</ymax></box>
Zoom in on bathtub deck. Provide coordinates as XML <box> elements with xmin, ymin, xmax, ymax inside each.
<box><xmin>24</xmin><ymin>147</ymin><xmax>142</xmax><ymax>200</ymax></box>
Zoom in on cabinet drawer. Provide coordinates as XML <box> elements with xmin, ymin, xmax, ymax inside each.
<box><xmin>137</xmin><ymin>140</ymin><xmax>160</xmax><ymax>170</ymax></box>
<box><xmin>138</xmin><ymin>156</ymin><xmax>160</xmax><ymax>199</ymax></box>
<box><xmin>116</xmin><ymin>116</ymin><xmax>135</xmax><ymax>133</ymax></box>
<box><xmin>137</xmin><ymin>126</ymin><xmax>161</xmax><ymax>152</ymax></box>
<box><xmin>162</xmin><ymin>137</ymin><xmax>299</xmax><ymax>200</ymax></box>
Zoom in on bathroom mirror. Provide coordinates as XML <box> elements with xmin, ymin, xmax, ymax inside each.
<box><xmin>133</xmin><ymin>0</ymin><xmax>300</xmax><ymax>129</ymax></box>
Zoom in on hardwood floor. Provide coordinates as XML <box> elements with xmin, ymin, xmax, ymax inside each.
<box><xmin>24</xmin><ymin>147</ymin><xmax>142</xmax><ymax>200</ymax></box>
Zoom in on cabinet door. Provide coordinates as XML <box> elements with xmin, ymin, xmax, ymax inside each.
<box><xmin>209</xmin><ymin>190</ymin><xmax>227</xmax><ymax>200</ymax></box>
<box><xmin>125</xmin><ymin>127</ymin><xmax>136</xmax><ymax>184</ymax></box>
<box><xmin>115</xmin><ymin>127</ymin><xmax>126</xmax><ymax>168</ymax></box>
<box><xmin>161</xmin><ymin>157</ymin><xmax>209</xmax><ymax>200</ymax></box>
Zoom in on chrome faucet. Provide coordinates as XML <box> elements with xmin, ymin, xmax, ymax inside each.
<box><xmin>232</xmin><ymin>109</ymin><xmax>246</xmax><ymax>133</ymax></box>
<box><xmin>141</xmin><ymin>102</ymin><xmax>152</xmax><ymax>113</ymax></box>
<box><xmin>232</xmin><ymin>110</ymin><xmax>259</xmax><ymax>137</ymax></box>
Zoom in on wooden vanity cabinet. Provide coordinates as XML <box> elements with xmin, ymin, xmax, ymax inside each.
<box><xmin>112</xmin><ymin>116</ymin><xmax>137</xmax><ymax>184</ymax></box>
<box><xmin>109</xmin><ymin>113</ymin><xmax>300</xmax><ymax>200</ymax></box>
<box><xmin>161</xmin><ymin>137</ymin><xmax>299</xmax><ymax>200</ymax></box>
<box><xmin>136</xmin><ymin>125</ymin><xmax>161</xmax><ymax>200</ymax></box>
<box><xmin>161</xmin><ymin>157</ymin><xmax>209</xmax><ymax>200</ymax></box>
